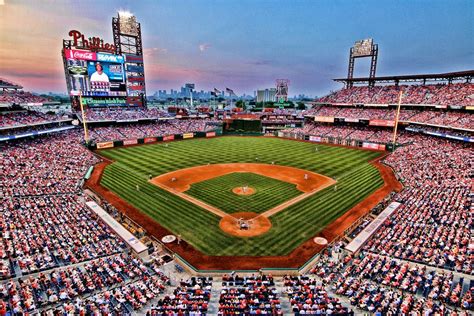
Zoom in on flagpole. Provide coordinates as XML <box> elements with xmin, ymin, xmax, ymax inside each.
<box><xmin>392</xmin><ymin>90</ymin><xmax>403</xmax><ymax>151</ymax></box>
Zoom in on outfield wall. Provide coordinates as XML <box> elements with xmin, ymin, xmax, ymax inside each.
<box><xmin>276</xmin><ymin>131</ymin><xmax>394</xmax><ymax>151</ymax></box>
<box><xmin>91</xmin><ymin>130</ymin><xmax>221</xmax><ymax>150</ymax></box>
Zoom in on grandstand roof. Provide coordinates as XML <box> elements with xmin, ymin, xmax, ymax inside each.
<box><xmin>0</xmin><ymin>78</ymin><xmax>23</xmax><ymax>90</ymax></box>
<box><xmin>334</xmin><ymin>70</ymin><xmax>474</xmax><ymax>85</ymax></box>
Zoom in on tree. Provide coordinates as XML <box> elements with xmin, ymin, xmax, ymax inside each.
<box><xmin>297</xmin><ymin>102</ymin><xmax>306</xmax><ymax>110</ymax></box>
<box><xmin>235</xmin><ymin>99</ymin><xmax>246</xmax><ymax>110</ymax></box>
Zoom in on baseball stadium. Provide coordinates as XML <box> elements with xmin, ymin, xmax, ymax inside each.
<box><xmin>0</xmin><ymin>1</ymin><xmax>473</xmax><ymax>315</ymax></box>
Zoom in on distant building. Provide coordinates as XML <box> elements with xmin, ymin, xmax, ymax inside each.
<box><xmin>256</xmin><ymin>88</ymin><xmax>277</xmax><ymax>102</ymax></box>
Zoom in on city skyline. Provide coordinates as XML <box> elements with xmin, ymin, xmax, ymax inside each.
<box><xmin>0</xmin><ymin>0</ymin><xmax>473</xmax><ymax>96</ymax></box>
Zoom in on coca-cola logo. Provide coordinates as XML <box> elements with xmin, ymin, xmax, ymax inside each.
<box><xmin>65</xmin><ymin>49</ymin><xmax>97</xmax><ymax>61</ymax></box>
<box><xmin>73</xmin><ymin>51</ymin><xmax>94</xmax><ymax>59</ymax></box>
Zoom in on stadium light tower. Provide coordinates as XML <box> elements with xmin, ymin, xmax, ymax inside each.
<box><xmin>347</xmin><ymin>38</ymin><xmax>378</xmax><ymax>88</ymax></box>
<box><xmin>112</xmin><ymin>11</ymin><xmax>146</xmax><ymax>107</ymax></box>
<box><xmin>275</xmin><ymin>79</ymin><xmax>289</xmax><ymax>103</ymax></box>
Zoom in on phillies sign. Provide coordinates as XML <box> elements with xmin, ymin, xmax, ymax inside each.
<box><xmin>68</xmin><ymin>30</ymin><xmax>116</xmax><ymax>53</ymax></box>
<box><xmin>64</xmin><ymin>49</ymin><xmax>97</xmax><ymax>61</ymax></box>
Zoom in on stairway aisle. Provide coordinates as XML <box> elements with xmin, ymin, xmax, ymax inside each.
<box><xmin>206</xmin><ymin>278</ymin><xmax>222</xmax><ymax>316</ymax></box>
<box><xmin>274</xmin><ymin>278</ymin><xmax>293</xmax><ymax>315</ymax></box>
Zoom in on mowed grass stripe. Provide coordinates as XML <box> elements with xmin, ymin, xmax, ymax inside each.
<box><xmin>186</xmin><ymin>173</ymin><xmax>302</xmax><ymax>214</ymax></box>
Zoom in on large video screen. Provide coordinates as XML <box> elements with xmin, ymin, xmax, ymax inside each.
<box><xmin>64</xmin><ymin>49</ymin><xmax>127</xmax><ymax>97</ymax></box>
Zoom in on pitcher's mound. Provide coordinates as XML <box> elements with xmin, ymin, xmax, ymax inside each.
<box><xmin>219</xmin><ymin>212</ymin><xmax>271</xmax><ymax>237</ymax></box>
<box><xmin>232</xmin><ymin>187</ymin><xmax>256</xmax><ymax>196</ymax></box>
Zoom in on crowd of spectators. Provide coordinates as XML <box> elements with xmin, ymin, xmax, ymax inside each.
<box><xmin>317</xmin><ymin>83</ymin><xmax>474</xmax><ymax>106</ymax></box>
<box><xmin>218</xmin><ymin>274</ymin><xmax>282</xmax><ymax>315</ymax></box>
<box><xmin>0</xmin><ymin>91</ymin><xmax>53</xmax><ymax>105</ymax></box>
<box><xmin>1</xmin><ymin>130</ymin><xmax>98</xmax><ymax>197</ymax></box>
<box><xmin>0</xmin><ymin>104</ymin><xmax>472</xmax><ymax>315</ymax></box>
<box><xmin>0</xmin><ymin>111</ymin><xmax>68</xmax><ymax>129</ymax></box>
<box><xmin>305</xmin><ymin>105</ymin><xmax>473</xmax><ymax>130</ymax></box>
<box><xmin>364</xmin><ymin>135</ymin><xmax>472</xmax><ymax>274</ymax></box>
<box><xmin>310</xmin><ymin>250</ymin><xmax>472</xmax><ymax>314</ymax></box>
<box><xmin>89</xmin><ymin>119</ymin><xmax>219</xmax><ymax>142</ymax></box>
<box><xmin>82</xmin><ymin>107</ymin><xmax>168</xmax><ymax>121</ymax></box>
<box><xmin>284</xmin><ymin>275</ymin><xmax>353</xmax><ymax>315</ymax></box>
<box><xmin>282</xmin><ymin>123</ymin><xmax>415</xmax><ymax>144</ymax></box>
<box><xmin>0</xmin><ymin>194</ymin><xmax>126</xmax><ymax>277</ymax></box>
<box><xmin>0</xmin><ymin>127</ymin><xmax>173</xmax><ymax>314</ymax></box>
<box><xmin>0</xmin><ymin>253</ymin><xmax>168</xmax><ymax>314</ymax></box>
<box><xmin>147</xmin><ymin>277</ymin><xmax>212</xmax><ymax>315</ymax></box>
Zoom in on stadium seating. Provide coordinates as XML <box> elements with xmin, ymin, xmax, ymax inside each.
<box><xmin>0</xmin><ymin>91</ymin><xmax>53</xmax><ymax>105</ymax></box>
<box><xmin>284</xmin><ymin>275</ymin><xmax>353</xmax><ymax>315</ymax></box>
<box><xmin>147</xmin><ymin>277</ymin><xmax>212</xmax><ymax>315</ymax></box>
<box><xmin>218</xmin><ymin>274</ymin><xmax>283</xmax><ymax>315</ymax></box>
<box><xmin>89</xmin><ymin>119</ymin><xmax>219</xmax><ymax>142</ymax></box>
<box><xmin>317</xmin><ymin>83</ymin><xmax>474</xmax><ymax>106</ymax></box>
<box><xmin>0</xmin><ymin>111</ymin><xmax>68</xmax><ymax>129</ymax></box>
<box><xmin>0</xmin><ymin>102</ymin><xmax>472</xmax><ymax>315</ymax></box>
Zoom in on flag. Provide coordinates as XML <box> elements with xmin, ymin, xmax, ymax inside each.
<box><xmin>226</xmin><ymin>87</ymin><xmax>235</xmax><ymax>95</ymax></box>
<box><xmin>211</xmin><ymin>88</ymin><xmax>221</xmax><ymax>97</ymax></box>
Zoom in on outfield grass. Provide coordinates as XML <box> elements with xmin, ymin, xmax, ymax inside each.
<box><xmin>99</xmin><ymin>136</ymin><xmax>383</xmax><ymax>256</ymax></box>
<box><xmin>186</xmin><ymin>172</ymin><xmax>302</xmax><ymax>214</ymax></box>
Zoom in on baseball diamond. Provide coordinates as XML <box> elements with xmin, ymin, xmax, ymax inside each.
<box><xmin>97</xmin><ymin>136</ymin><xmax>385</xmax><ymax>256</ymax></box>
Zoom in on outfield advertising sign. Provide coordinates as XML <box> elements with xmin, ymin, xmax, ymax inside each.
<box><xmin>362</xmin><ymin>142</ymin><xmax>386</xmax><ymax>150</ymax></box>
<box><xmin>369</xmin><ymin>120</ymin><xmax>395</xmax><ymax>127</ymax></box>
<box><xmin>315</xmin><ymin>116</ymin><xmax>335</xmax><ymax>123</ymax></box>
<box><xmin>183</xmin><ymin>133</ymin><xmax>194</xmax><ymax>139</ymax></box>
<box><xmin>123</xmin><ymin>139</ymin><xmax>138</xmax><ymax>146</ymax></box>
<box><xmin>206</xmin><ymin>131</ymin><xmax>216</xmax><ymax>138</ymax></box>
<box><xmin>309</xmin><ymin>136</ymin><xmax>322</xmax><ymax>142</ymax></box>
<box><xmin>163</xmin><ymin>135</ymin><xmax>175</xmax><ymax>141</ymax></box>
<box><xmin>97</xmin><ymin>141</ymin><xmax>114</xmax><ymax>149</ymax></box>
<box><xmin>144</xmin><ymin>137</ymin><xmax>156</xmax><ymax>143</ymax></box>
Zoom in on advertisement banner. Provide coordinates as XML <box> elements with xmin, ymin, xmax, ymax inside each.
<box><xmin>81</xmin><ymin>97</ymin><xmax>127</xmax><ymax>107</ymax></box>
<box><xmin>309</xmin><ymin>136</ymin><xmax>322</xmax><ymax>142</ymax></box>
<box><xmin>362</xmin><ymin>142</ymin><xmax>379</xmax><ymax>150</ymax></box>
<box><xmin>126</xmin><ymin>65</ymin><xmax>144</xmax><ymax>72</ymax></box>
<box><xmin>97</xmin><ymin>141</ymin><xmax>114</xmax><ymax>149</ymax></box>
<box><xmin>123</xmin><ymin>139</ymin><xmax>138</xmax><ymax>146</ymax></box>
<box><xmin>466</xmin><ymin>106</ymin><xmax>474</xmax><ymax>111</ymax></box>
<box><xmin>315</xmin><ymin>116</ymin><xmax>335</xmax><ymax>123</ymax></box>
<box><xmin>64</xmin><ymin>49</ymin><xmax>97</xmax><ymax>61</ymax></box>
<box><xmin>344</xmin><ymin>118</ymin><xmax>360</xmax><ymax>123</ymax></box>
<box><xmin>163</xmin><ymin>135</ymin><xmax>175</xmax><ymax>141</ymax></box>
<box><xmin>182</xmin><ymin>133</ymin><xmax>194</xmax><ymax>139</ymax></box>
<box><xmin>144</xmin><ymin>137</ymin><xmax>156</xmax><ymax>143</ymax></box>
<box><xmin>125</xmin><ymin>55</ymin><xmax>144</xmax><ymax>63</ymax></box>
<box><xmin>97</xmin><ymin>53</ymin><xmax>124</xmax><ymax>63</ymax></box>
<box><xmin>206</xmin><ymin>131</ymin><xmax>216</xmax><ymax>138</ymax></box>
<box><xmin>129</xmin><ymin>85</ymin><xmax>146</xmax><ymax>91</ymax></box>
<box><xmin>378</xmin><ymin>144</ymin><xmax>386</xmax><ymax>151</ymax></box>
<box><xmin>369</xmin><ymin>120</ymin><xmax>395</xmax><ymax>127</ymax></box>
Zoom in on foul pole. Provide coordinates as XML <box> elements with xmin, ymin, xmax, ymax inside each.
<box><xmin>79</xmin><ymin>90</ymin><xmax>89</xmax><ymax>143</ymax></box>
<box><xmin>392</xmin><ymin>90</ymin><xmax>403</xmax><ymax>150</ymax></box>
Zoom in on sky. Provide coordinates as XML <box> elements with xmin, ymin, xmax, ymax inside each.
<box><xmin>0</xmin><ymin>0</ymin><xmax>473</xmax><ymax>97</ymax></box>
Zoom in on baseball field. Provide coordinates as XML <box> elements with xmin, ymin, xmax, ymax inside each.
<box><xmin>98</xmin><ymin>136</ymin><xmax>384</xmax><ymax>256</ymax></box>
